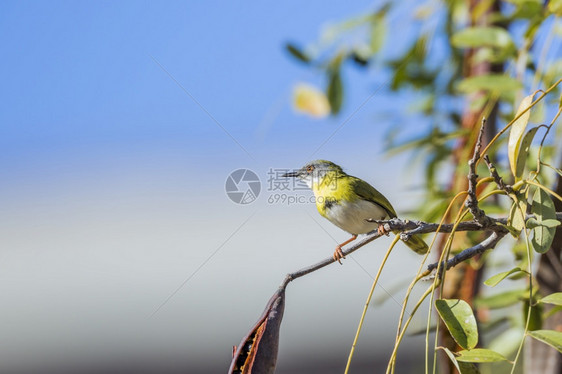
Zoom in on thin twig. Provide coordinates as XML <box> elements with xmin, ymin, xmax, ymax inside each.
<box><xmin>466</xmin><ymin>118</ymin><xmax>493</xmax><ymax>226</ymax></box>
<box><xmin>483</xmin><ymin>154</ymin><xmax>513</xmax><ymax>194</ymax></box>
<box><xmin>366</xmin><ymin>217</ymin><xmax>503</xmax><ymax>238</ymax></box>
<box><xmin>425</xmin><ymin>231</ymin><xmax>507</xmax><ymax>273</ymax></box>
<box><xmin>280</xmin><ymin>231</ymin><xmax>385</xmax><ymax>289</ymax></box>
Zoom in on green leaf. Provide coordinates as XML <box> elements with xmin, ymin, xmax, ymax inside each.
<box><xmin>540</xmin><ymin>292</ymin><xmax>562</xmax><ymax>306</ymax></box>
<box><xmin>508</xmin><ymin>194</ymin><xmax>527</xmax><ymax>235</ymax></box>
<box><xmin>528</xmin><ymin>330</ymin><xmax>562</xmax><ymax>353</ymax></box>
<box><xmin>475</xmin><ymin>289</ymin><xmax>527</xmax><ymax>309</ymax></box>
<box><xmin>285</xmin><ymin>43</ymin><xmax>311</xmax><ymax>63</ymax></box>
<box><xmin>484</xmin><ymin>267</ymin><xmax>524</xmax><ymax>287</ymax></box>
<box><xmin>508</xmin><ymin>94</ymin><xmax>534</xmax><ymax>179</ymax></box>
<box><xmin>456</xmin><ymin>348</ymin><xmax>508</xmax><ymax>363</ymax></box>
<box><xmin>497</xmin><ymin>222</ymin><xmax>522</xmax><ymax>238</ymax></box>
<box><xmin>456</xmin><ymin>74</ymin><xmax>522</xmax><ymax>95</ymax></box>
<box><xmin>515</xmin><ymin>127</ymin><xmax>539</xmax><ymax>179</ymax></box>
<box><xmin>541</xmin><ymin>219</ymin><xmax>562</xmax><ymax>228</ymax></box>
<box><xmin>435</xmin><ymin>299</ymin><xmax>478</xmax><ymax>350</ymax></box>
<box><xmin>451</xmin><ymin>26</ymin><xmax>514</xmax><ymax>49</ymax></box>
<box><xmin>440</xmin><ymin>347</ymin><xmax>462</xmax><ymax>372</ymax></box>
<box><xmin>531</xmin><ymin>187</ymin><xmax>557</xmax><ymax>253</ymax></box>
<box><xmin>326</xmin><ymin>69</ymin><xmax>343</xmax><ymax>115</ymax></box>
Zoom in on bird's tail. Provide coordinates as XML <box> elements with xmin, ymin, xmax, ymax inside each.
<box><xmin>401</xmin><ymin>234</ymin><xmax>429</xmax><ymax>254</ymax></box>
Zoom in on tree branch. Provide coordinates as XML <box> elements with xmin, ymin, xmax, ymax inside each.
<box><xmin>483</xmin><ymin>154</ymin><xmax>513</xmax><ymax>194</ymax></box>
<box><xmin>280</xmin><ymin>230</ymin><xmax>386</xmax><ymax>289</ymax></box>
<box><xmin>280</xmin><ymin>213</ymin><xmax>562</xmax><ymax>289</ymax></box>
<box><xmin>425</xmin><ymin>231</ymin><xmax>507</xmax><ymax>273</ymax></box>
<box><xmin>466</xmin><ymin>118</ymin><xmax>494</xmax><ymax>226</ymax></box>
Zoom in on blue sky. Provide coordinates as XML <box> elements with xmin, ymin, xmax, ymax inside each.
<box><xmin>0</xmin><ymin>0</ymin><xmax>428</xmax><ymax>188</ymax></box>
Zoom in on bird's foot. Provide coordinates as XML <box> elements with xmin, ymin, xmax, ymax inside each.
<box><xmin>333</xmin><ymin>246</ymin><xmax>346</xmax><ymax>265</ymax></box>
<box><xmin>377</xmin><ymin>224</ymin><xmax>389</xmax><ymax>236</ymax></box>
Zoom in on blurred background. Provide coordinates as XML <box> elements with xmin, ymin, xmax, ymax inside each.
<box><xmin>4</xmin><ymin>1</ymin><xmax>556</xmax><ymax>373</ymax></box>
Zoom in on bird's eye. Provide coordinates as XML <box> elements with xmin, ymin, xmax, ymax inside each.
<box><xmin>306</xmin><ymin>165</ymin><xmax>314</xmax><ymax>173</ymax></box>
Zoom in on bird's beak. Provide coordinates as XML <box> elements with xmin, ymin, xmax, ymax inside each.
<box><xmin>282</xmin><ymin>171</ymin><xmax>299</xmax><ymax>178</ymax></box>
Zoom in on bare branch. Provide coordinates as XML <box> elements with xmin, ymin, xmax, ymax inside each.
<box><xmin>484</xmin><ymin>154</ymin><xmax>513</xmax><ymax>194</ymax></box>
<box><xmin>466</xmin><ymin>118</ymin><xmax>493</xmax><ymax>226</ymax></box>
<box><xmin>365</xmin><ymin>217</ymin><xmax>505</xmax><ymax>239</ymax></box>
<box><xmin>280</xmin><ymin>230</ymin><xmax>385</xmax><ymax>289</ymax></box>
<box><xmin>426</xmin><ymin>231</ymin><xmax>507</xmax><ymax>273</ymax></box>
<box><xmin>281</xmin><ymin>212</ymin><xmax>562</xmax><ymax>289</ymax></box>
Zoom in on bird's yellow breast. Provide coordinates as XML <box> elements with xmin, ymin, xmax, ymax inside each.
<box><xmin>311</xmin><ymin>173</ymin><xmax>357</xmax><ymax>218</ymax></box>
<box><xmin>310</xmin><ymin>172</ymin><xmax>390</xmax><ymax>234</ymax></box>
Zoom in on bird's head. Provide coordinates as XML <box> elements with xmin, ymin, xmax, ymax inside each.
<box><xmin>282</xmin><ymin>160</ymin><xmax>344</xmax><ymax>189</ymax></box>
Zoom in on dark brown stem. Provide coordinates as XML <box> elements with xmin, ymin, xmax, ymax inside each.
<box><xmin>426</xmin><ymin>231</ymin><xmax>506</xmax><ymax>273</ymax></box>
<box><xmin>466</xmin><ymin>118</ymin><xmax>493</xmax><ymax>227</ymax></box>
<box><xmin>483</xmin><ymin>154</ymin><xmax>514</xmax><ymax>194</ymax></box>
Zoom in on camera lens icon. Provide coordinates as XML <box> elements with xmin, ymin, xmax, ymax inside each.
<box><xmin>225</xmin><ymin>169</ymin><xmax>261</xmax><ymax>205</ymax></box>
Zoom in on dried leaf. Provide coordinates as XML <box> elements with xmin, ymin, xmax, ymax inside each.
<box><xmin>229</xmin><ymin>289</ymin><xmax>285</xmax><ymax>374</ymax></box>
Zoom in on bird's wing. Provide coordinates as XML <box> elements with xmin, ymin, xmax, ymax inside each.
<box><xmin>350</xmin><ymin>177</ymin><xmax>397</xmax><ymax>218</ymax></box>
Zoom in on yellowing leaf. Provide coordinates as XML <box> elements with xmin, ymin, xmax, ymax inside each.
<box><xmin>508</xmin><ymin>94</ymin><xmax>534</xmax><ymax>179</ymax></box>
<box><xmin>292</xmin><ymin>83</ymin><xmax>330</xmax><ymax>118</ymax></box>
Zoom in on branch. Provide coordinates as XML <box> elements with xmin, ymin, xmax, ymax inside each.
<box><xmin>425</xmin><ymin>231</ymin><xmax>507</xmax><ymax>273</ymax></box>
<box><xmin>466</xmin><ymin>118</ymin><xmax>493</xmax><ymax>226</ymax></box>
<box><xmin>281</xmin><ymin>212</ymin><xmax>562</xmax><ymax>290</ymax></box>
<box><xmin>483</xmin><ymin>154</ymin><xmax>513</xmax><ymax>194</ymax></box>
<box><xmin>280</xmin><ymin>230</ymin><xmax>385</xmax><ymax>289</ymax></box>
<box><xmin>365</xmin><ymin>217</ymin><xmax>505</xmax><ymax>239</ymax></box>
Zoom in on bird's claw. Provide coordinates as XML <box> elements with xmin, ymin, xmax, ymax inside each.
<box><xmin>377</xmin><ymin>224</ymin><xmax>389</xmax><ymax>236</ymax></box>
<box><xmin>333</xmin><ymin>246</ymin><xmax>346</xmax><ymax>265</ymax></box>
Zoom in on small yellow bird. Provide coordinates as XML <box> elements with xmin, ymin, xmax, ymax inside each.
<box><xmin>283</xmin><ymin>160</ymin><xmax>428</xmax><ymax>263</ymax></box>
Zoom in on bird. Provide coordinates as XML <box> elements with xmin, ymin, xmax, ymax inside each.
<box><xmin>282</xmin><ymin>160</ymin><xmax>428</xmax><ymax>264</ymax></box>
